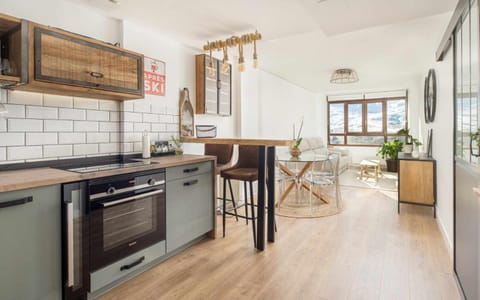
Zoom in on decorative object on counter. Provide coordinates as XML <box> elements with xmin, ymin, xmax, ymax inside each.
<box><xmin>144</xmin><ymin>56</ymin><xmax>166</xmax><ymax>96</ymax></box>
<box><xmin>202</xmin><ymin>30</ymin><xmax>262</xmax><ymax>72</ymax></box>
<box><xmin>376</xmin><ymin>139</ymin><xmax>403</xmax><ymax>172</ymax></box>
<box><xmin>424</xmin><ymin>69</ymin><xmax>436</xmax><ymax>123</ymax></box>
<box><xmin>151</xmin><ymin>141</ymin><xmax>175</xmax><ymax>157</ymax></box>
<box><xmin>290</xmin><ymin>118</ymin><xmax>304</xmax><ymax>157</ymax></box>
<box><xmin>330</xmin><ymin>68</ymin><xmax>359</xmax><ymax>84</ymax></box>
<box><xmin>142</xmin><ymin>131</ymin><xmax>151</xmax><ymax>158</ymax></box>
<box><xmin>196</xmin><ymin>125</ymin><xmax>217</xmax><ymax>138</ymax></box>
<box><xmin>171</xmin><ymin>136</ymin><xmax>183</xmax><ymax>155</ymax></box>
<box><xmin>179</xmin><ymin>88</ymin><xmax>194</xmax><ymax>137</ymax></box>
<box><xmin>396</xmin><ymin>127</ymin><xmax>422</xmax><ymax>154</ymax></box>
<box><xmin>426</xmin><ymin>128</ymin><xmax>433</xmax><ymax>158</ymax></box>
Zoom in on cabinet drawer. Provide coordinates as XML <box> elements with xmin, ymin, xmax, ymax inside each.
<box><xmin>166</xmin><ymin>161</ymin><xmax>213</xmax><ymax>182</ymax></box>
<box><xmin>90</xmin><ymin>241</ymin><xmax>165</xmax><ymax>293</ymax></box>
<box><xmin>33</xmin><ymin>26</ymin><xmax>143</xmax><ymax>96</ymax></box>
<box><xmin>166</xmin><ymin>172</ymin><xmax>214</xmax><ymax>253</ymax></box>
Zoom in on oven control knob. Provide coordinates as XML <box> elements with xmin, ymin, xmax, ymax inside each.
<box><xmin>148</xmin><ymin>179</ymin><xmax>156</xmax><ymax>186</ymax></box>
<box><xmin>107</xmin><ymin>187</ymin><xmax>116</xmax><ymax>195</ymax></box>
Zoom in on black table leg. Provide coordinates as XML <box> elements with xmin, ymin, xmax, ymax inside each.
<box><xmin>267</xmin><ymin>146</ymin><xmax>276</xmax><ymax>243</ymax></box>
<box><xmin>256</xmin><ymin>146</ymin><xmax>266</xmax><ymax>251</ymax></box>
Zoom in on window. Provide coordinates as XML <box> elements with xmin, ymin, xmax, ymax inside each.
<box><xmin>328</xmin><ymin>97</ymin><xmax>407</xmax><ymax>146</ymax></box>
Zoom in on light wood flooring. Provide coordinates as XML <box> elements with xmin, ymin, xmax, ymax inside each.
<box><xmin>98</xmin><ymin>186</ymin><xmax>461</xmax><ymax>300</ymax></box>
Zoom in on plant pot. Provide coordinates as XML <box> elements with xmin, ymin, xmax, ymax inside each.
<box><xmin>175</xmin><ymin>148</ymin><xmax>184</xmax><ymax>155</ymax></box>
<box><xmin>290</xmin><ymin>147</ymin><xmax>301</xmax><ymax>157</ymax></box>
<box><xmin>385</xmin><ymin>159</ymin><xmax>398</xmax><ymax>172</ymax></box>
<box><xmin>403</xmin><ymin>144</ymin><xmax>413</xmax><ymax>154</ymax></box>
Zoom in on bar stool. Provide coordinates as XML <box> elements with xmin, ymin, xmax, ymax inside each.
<box><xmin>204</xmin><ymin>144</ymin><xmax>238</xmax><ymax>219</ymax></box>
<box><xmin>221</xmin><ymin>145</ymin><xmax>258</xmax><ymax>246</ymax></box>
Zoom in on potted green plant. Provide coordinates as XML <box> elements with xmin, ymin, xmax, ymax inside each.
<box><xmin>397</xmin><ymin>127</ymin><xmax>422</xmax><ymax>154</ymax></box>
<box><xmin>290</xmin><ymin>119</ymin><xmax>303</xmax><ymax>157</ymax></box>
<box><xmin>376</xmin><ymin>139</ymin><xmax>403</xmax><ymax>172</ymax></box>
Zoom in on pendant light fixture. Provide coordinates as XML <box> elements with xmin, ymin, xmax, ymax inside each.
<box><xmin>202</xmin><ymin>31</ymin><xmax>262</xmax><ymax>73</ymax></box>
<box><xmin>330</xmin><ymin>68</ymin><xmax>359</xmax><ymax>84</ymax></box>
<box><xmin>207</xmin><ymin>43</ymin><xmax>216</xmax><ymax>77</ymax></box>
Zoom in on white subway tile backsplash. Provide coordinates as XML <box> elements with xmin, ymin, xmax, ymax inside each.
<box><xmin>110</xmin><ymin>112</ymin><xmax>120</xmax><ymax>122</ymax></box>
<box><xmin>134</xmin><ymin>102</ymin><xmax>150</xmax><ymax>113</ymax></box>
<box><xmin>87</xmin><ymin>110</ymin><xmax>109</xmax><ymax>121</ymax></box>
<box><xmin>123</xmin><ymin>112</ymin><xmax>142</xmax><ymax>122</ymax></box>
<box><xmin>166</xmin><ymin>107</ymin><xmax>178</xmax><ymax>115</ymax></box>
<box><xmin>8</xmin><ymin>91</ymin><xmax>43</xmax><ymax>106</ymax></box>
<box><xmin>0</xmin><ymin>133</ymin><xmax>24</xmax><ymax>146</ymax></box>
<box><xmin>43</xmin><ymin>145</ymin><xmax>72</xmax><ymax>158</ymax></box>
<box><xmin>43</xmin><ymin>95</ymin><xmax>73</xmax><ymax>108</ymax></box>
<box><xmin>26</xmin><ymin>133</ymin><xmax>57</xmax><ymax>145</ymax></box>
<box><xmin>122</xmin><ymin>122</ymin><xmax>133</xmax><ymax>132</ymax></box>
<box><xmin>151</xmin><ymin>104</ymin><xmax>165</xmax><ymax>114</ymax></box>
<box><xmin>59</xmin><ymin>108</ymin><xmax>86</xmax><ymax>120</ymax></box>
<box><xmin>151</xmin><ymin>123</ymin><xmax>166</xmax><ymax>132</ymax></box>
<box><xmin>124</xmin><ymin>132</ymin><xmax>142</xmax><ymax>142</ymax></box>
<box><xmin>99</xmin><ymin>143</ymin><xmax>119</xmax><ymax>153</ymax></box>
<box><xmin>0</xmin><ymin>147</ymin><xmax>5</xmax><ymax>161</ymax></box>
<box><xmin>26</xmin><ymin>106</ymin><xmax>58</xmax><ymax>119</ymax></box>
<box><xmin>0</xmin><ymin>119</ymin><xmax>6</xmax><ymax>132</ymax></box>
<box><xmin>159</xmin><ymin>115</ymin><xmax>174</xmax><ymax>123</ymax></box>
<box><xmin>133</xmin><ymin>142</ymin><xmax>143</xmax><ymax>152</ymax></box>
<box><xmin>99</xmin><ymin>100</ymin><xmax>120</xmax><ymax>111</ymax></box>
<box><xmin>74</xmin><ymin>97</ymin><xmax>98</xmax><ymax>110</ymax></box>
<box><xmin>134</xmin><ymin>123</ymin><xmax>150</xmax><ymax>132</ymax></box>
<box><xmin>166</xmin><ymin>124</ymin><xmax>179</xmax><ymax>132</ymax></box>
<box><xmin>4</xmin><ymin>104</ymin><xmax>25</xmax><ymax>118</ymax></box>
<box><xmin>74</xmin><ymin>144</ymin><xmax>98</xmax><ymax>156</ymax></box>
<box><xmin>87</xmin><ymin>132</ymin><xmax>110</xmax><ymax>143</ymax></box>
<box><xmin>121</xmin><ymin>143</ymin><xmax>134</xmax><ymax>153</ymax></box>
<box><xmin>7</xmin><ymin>146</ymin><xmax>42</xmax><ymax>160</ymax></box>
<box><xmin>122</xmin><ymin>101</ymin><xmax>134</xmax><ymax>112</ymax></box>
<box><xmin>74</xmin><ymin>121</ymin><xmax>98</xmax><ymax>132</ymax></box>
<box><xmin>44</xmin><ymin>120</ymin><xmax>73</xmax><ymax>132</ymax></box>
<box><xmin>59</xmin><ymin>132</ymin><xmax>86</xmax><ymax>144</ymax></box>
<box><xmin>110</xmin><ymin>132</ymin><xmax>120</xmax><ymax>142</ymax></box>
<box><xmin>99</xmin><ymin>122</ymin><xmax>119</xmax><ymax>132</ymax></box>
<box><xmin>8</xmin><ymin>119</ymin><xmax>43</xmax><ymax>132</ymax></box>
<box><xmin>143</xmin><ymin>113</ymin><xmax>159</xmax><ymax>123</ymax></box>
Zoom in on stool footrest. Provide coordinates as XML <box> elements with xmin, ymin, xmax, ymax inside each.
<box><xmin>224</xmin><ymin>210</ymin><xmax>257</xmax><ymax>220</ymax></box>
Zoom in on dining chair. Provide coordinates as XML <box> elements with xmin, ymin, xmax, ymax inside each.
<box><xmin>303</xmin><ymin>152</ymin><xmax>341</xmax><ymax>212</ymax></box>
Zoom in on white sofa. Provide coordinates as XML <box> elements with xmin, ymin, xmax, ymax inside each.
<box><xmin>298</xmin><ymin>137</ymin><xmax>351</xmax><ymax>174</ymax></box>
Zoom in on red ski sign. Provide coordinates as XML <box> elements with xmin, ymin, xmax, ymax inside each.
<box><xmin>144</xmin><ymin>57</ymin><xmax>166</xmax><ymax>96</ymax></box>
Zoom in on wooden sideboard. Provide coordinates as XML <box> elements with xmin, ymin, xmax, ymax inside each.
<box><xmin>397</xmin><ymin>153</ymin><xmax>437</xmax><ymax>217</ymax></box>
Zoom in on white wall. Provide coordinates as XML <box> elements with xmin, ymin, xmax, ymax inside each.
<box><xmin>420</xmin><ymin>50</ymin><xmax>454</xmax><ymax>257</ymax></box>
<box><xmin>241</xmin><ymin>69</ymin><xmax>320</xmax><ymax>141</ymax></box>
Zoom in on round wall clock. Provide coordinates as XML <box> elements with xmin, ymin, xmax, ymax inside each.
<box><xmin>424</xmin><ymin>69</ymin><xmax>436</xmax><ymax>123</ymax></box>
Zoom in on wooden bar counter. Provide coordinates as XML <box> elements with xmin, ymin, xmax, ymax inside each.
<box><xmin>182</xmin><ymin>137</ymin><xmax>293</xmax><ymax>251</ymax></box>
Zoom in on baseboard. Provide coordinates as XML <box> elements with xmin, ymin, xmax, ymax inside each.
<box><xmin>436</xmin><ymin>211</ymin><xmax>454</xmax><ymax>262</ymax></box>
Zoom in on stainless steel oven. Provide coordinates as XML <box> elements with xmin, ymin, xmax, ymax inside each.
<box><xmin>87</xmin><ymin>169</ymin><xmax>166</xmax><ymax>271</ymax></box>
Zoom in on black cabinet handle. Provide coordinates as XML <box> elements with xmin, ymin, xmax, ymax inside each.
<box><xmin>0</xmin><ymin>196</ymin><xmax>33</xmax><ymax>209</ymax></box>
<box><xmin>183</xmin><ymin>167</ymin><xmax>199</xmax><ymax>173</ymax></box>
<box><xmin>183</xmin><ymin>179</ymin><xmax>199</xmax><ymax>186</ymax></box>
<box><xmin>120</xmin><ymin>256</ymin><xmax>145</xmax><ymax>271</ymax></box>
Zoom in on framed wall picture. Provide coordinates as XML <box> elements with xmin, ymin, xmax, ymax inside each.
<box><xmin>144</xmin><ymin>56</ymin><xmax>166</xmax><ymax>96</ymax></box>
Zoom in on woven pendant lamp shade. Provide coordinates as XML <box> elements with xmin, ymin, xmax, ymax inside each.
<box><xmin>330</xmin><ymin>68</ymin><xmax>359</xmax><ymax>84</ymax></box>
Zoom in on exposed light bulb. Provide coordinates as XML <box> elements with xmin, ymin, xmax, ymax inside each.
<box><xmin>238</xmin><ymin>55</ymin><xmax>245</xmax><ymax>72</ymax></box>
<box><xmin>207</xmin><ymin>59</ymin><xmax>216</xmax><ymax>77</ymax></box>
<box><xmin>253</xmin><ymin>54</ymin><xmax>258</xmax><ymax>69</ymax></box>
<box><xmin>222</xmin><ymin>62</ymin><xmax>229</xmax><ymax>73</ymax></box>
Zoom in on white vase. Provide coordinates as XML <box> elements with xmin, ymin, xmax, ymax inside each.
<box><xmin>403</xmin><ymin>144</ymin><xmax>413</xmax><ymax>154</ymax></box>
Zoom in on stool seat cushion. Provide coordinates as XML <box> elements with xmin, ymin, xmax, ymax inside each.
<box><xmin>221</xmin><ymin>167</ymin><xmax>258</xmax><ymax>181</ymax></box>
<box><xmin>215</xmin><ymin>162</ymin><xmax>233</xmax><ymax>175</ymax></box>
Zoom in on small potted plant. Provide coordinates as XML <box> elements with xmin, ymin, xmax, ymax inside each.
<box><xmin>397</xmin><ymin>127</ymin><xmax>422</xmax><ymax>154</ymax></box>
<box><xmin>171</xmin><ymin>136</ymin><xmax>183</xmax><ymax>155</ymax></box>
<box><xmin>376</xmin><ymin>139</ymin><xmax>403</xmax><ymax>172</ymax></box>
<box><xmin>290</xmin><ymin>118</ymin><xmax>303</xmax><ymax>157</ymax></box>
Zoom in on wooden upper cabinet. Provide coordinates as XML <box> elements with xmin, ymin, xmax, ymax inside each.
<box><xmin>0</xmin><ymin>13</ymin><xmax>145</xmax><ymax>101</ymax></box>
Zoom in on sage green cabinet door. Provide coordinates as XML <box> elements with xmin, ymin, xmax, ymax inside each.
<box><xmin>0</xmin><ymin>185</ymin><xmax>62</xmax><ymax>300</ymax></box>
<box><xmin>166</xmin><ymin>172</ymin><xmax>214</xmax><ymax>253</ymax></box>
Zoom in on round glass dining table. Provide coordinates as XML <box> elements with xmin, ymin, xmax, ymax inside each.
<box><xmin>275</xmin><ymin>151</ymin><xmax>329</xmax><ymax>205</ymax></box>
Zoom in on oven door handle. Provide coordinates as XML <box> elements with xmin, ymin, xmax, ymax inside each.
<box><xmin>100</xmin><ymin>189</ymin><xmax>164</xmax><ymax>208</ymax></box>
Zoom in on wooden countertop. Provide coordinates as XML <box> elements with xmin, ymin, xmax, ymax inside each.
<box><xmin>0</xmin><ymin>154</ymin><xmax>215</xmax><ymax>193</ymax></box>
<box><xmin>182</xmin><ymin>137</ymin><xmax>293</xmax><ymax>147</ymax></box>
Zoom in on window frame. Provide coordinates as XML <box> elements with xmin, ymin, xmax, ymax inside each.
<box><xmin>327</xmin><ymin>96</ymin><xmax>408</xmax><ymax>147</ymax></box>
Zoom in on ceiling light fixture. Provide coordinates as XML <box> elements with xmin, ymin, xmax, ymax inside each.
<box><xmin>330</xmin><ymin>68</ymin><xmax>359</xmax><ymax>84</ymax></box>
<box><xmin>203</xmin><ymin>30</ymin><xmax>262</xmax><ymax>73</ymax></box>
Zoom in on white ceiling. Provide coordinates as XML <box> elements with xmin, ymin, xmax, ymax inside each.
<box><xmin>68</xmin><ymin>0</ymin><xmax>456</xmax><ymax>92</ymax></box>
